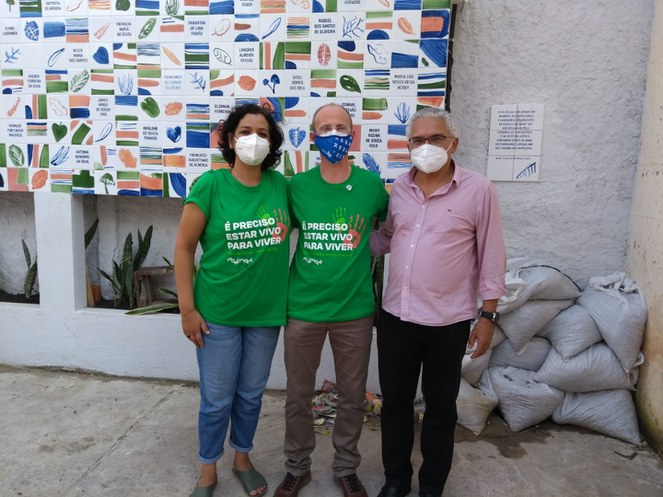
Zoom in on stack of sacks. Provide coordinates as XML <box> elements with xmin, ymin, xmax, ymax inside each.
<box><xmin>457</xmin><ymin>262</ymin><xmax>647</xmax><ymax>445</ymax></box>
<box><xmin>458</xmin><ymin>259</ymin><xmax>580</xmax><ymax>434</ymax></box>
<box><xmin>542</xmin><ymin>273</ymin><xmax>646</xmax><ymax>444</ymax></box>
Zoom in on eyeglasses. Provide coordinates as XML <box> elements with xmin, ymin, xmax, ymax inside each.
<box><xmin>315</xmin><ymin>124</ymin><xmax>352</xmax><ymax>136</ymax></box>
<box><xmin>408</xmin><ymin>134</ymin><xmax>452</xmax><ymax>148</ymax></box>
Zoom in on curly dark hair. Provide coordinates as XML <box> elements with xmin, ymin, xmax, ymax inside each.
<box><xmin>218</xmin><ymin>103</ymin><xmax>284</xmax><ymax>171</ymax></box>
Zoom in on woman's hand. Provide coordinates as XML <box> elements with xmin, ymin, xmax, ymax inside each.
<box><xmin>181</xmin><ymin>309</ymin><xmax>209</xmax><ymax>349</ymax></box>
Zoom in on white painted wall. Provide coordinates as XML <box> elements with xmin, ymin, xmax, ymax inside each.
<box><xmin>451</xmin><ymin>0</ymin><xmax>655</xmax><ymax>287</ymax></box>
<box><xmin>0</xmin><ymin>192</ymin><xmax>37</xmax><ymax>295</ymax></box>
<box><xmin>627</xmin><ymin>0</ymin><xmax>663</xmax><ymax>457</ymax></box>
<box><xmin>0</xmin><ymin>1</ymin><xmax>657</xmax><ymax>390</ymax></box>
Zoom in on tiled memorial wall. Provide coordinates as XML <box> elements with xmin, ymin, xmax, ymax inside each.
<box><xmin>0</xmin><ymin>0</ymin><xmax>449</xmax><ymax>196</ymax></box>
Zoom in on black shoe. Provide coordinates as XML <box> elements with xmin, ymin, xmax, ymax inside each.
<box><xmin>377</xmin><ymin>484</ymin><xmax>410</xmax><ymax>497</ymax></box>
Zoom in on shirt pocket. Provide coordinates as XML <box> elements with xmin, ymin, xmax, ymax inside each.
<box><xmin>428</xmin><ymin>210</ymin><xmax>473</xmax><ymax>236</ymax></box>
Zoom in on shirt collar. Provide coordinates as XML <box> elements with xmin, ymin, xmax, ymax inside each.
<box><xmin>406</xmin><ymin>159</ymin><xmax>461</xmax><ymax>193</ymax></box>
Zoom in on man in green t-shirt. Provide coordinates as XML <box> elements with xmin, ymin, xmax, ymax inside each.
<box><xmin>273</xmin><ymin>104</ymin><xmax>389</xmax><ymax>497</ymax></box>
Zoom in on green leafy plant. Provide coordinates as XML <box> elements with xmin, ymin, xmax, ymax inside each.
<box><xmin>22</xmin><ymin>239</ymin><xmax>38</xmax><ymax>299</ymax></box>
<box><xmin>126</xmin><ymin>256</ymin><xmax>198</xmax><ymax>315</ymax></box>
<box><xmin>371</xmin><ymin>217</ymin><xmax>385</xmax><ymax>323</ymax></box>
<box><xmin>99</xmin><ymin>225</ymin><xmax>153</xmax><ymax>309</ymax></box>
<box><xmin>85</xmin><ymin>219</ymin><xmax>99</xmax><ymax>249</ymax></box>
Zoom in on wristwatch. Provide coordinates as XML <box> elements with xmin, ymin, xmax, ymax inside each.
<box><xmin>479</xmin><ymin>309</ymin><xmax>500</xmax><ymax>324</ymax></box>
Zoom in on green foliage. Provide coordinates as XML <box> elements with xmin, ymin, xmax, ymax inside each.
<box><xmin>125</xmin><ymin>301</ymin><xmax>178</xmax><ymax>315</ymax></box>
<box><xmin>99</xmin><ymin>225</ymin><xmax>153</xmax><ymax>309</ymax></box>
<box><xmin>85</xmin><ymin>219</ymin><xmax>99</xmax><ymax>249</ymax></box>
<box><xmin>126</xmin><ymin>256</ymin><xmax>197</xmax><ymax>315</ymax></box>
<box><xmin>371</xmin><ymin>217</ymin><xmax>384</xmax><ymax>323</ymax></box>
<box><xmin>22</xmin><ymin>239</ymin><xmax>38</xmax><ymax>299</ymax></box>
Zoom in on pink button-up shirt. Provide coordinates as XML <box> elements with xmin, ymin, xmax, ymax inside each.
<box><xmin>371</xmin><ymin>164</ymin><xmax>506</xmax><ymax>327</ymax></box>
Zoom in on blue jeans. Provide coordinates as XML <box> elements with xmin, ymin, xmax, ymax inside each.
<box><xmin>196</xmin><ymin>322</ymin><xmax>280</xmax><ymax>464</ymax></box>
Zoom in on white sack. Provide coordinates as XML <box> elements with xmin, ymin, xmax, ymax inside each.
<box><xmin>490</xmin><ymin>324</ymin><xmax>507</xmax><ymax>348</ymax></box>
<box><xmin>539</xmin><ymin>305</ymin><xmax>603</xmax><ymax>360</ymax></box>
<box><xmin>466</xmin><ymin>321</ymin><xmax>507</xmax><ymax>351</ymax></box>
<box><xmin>500</xmin><ymin>299</ymin><xmax>574</xmax><ymax>353</ymax></box>
<box><xmin>533</xmin><ymin>343</ymin><xmax>639</xmax><ymax>393</ymax></box>
<box><xmin>489</xmin><ymin>366</ymin><xmax>563</xmax><ymax>432</ymax></box>
<box><xmin>456</xmin><ymin>375</ymin><xmax>498</xmax><ymax>435</ymax></box>
<box><xmin>462</xmin><ymin>323</ymin><xmax>508</xmax><ymax>385</ymax></box>
<box><xmin>489</xmin><ymin>337</ymin><xmax>551</xmax><ymax>371</ymax></box>
<box><xmin>552</xmin><ymin>390</ymin><xmax>642</xmax><ymax>444</ymax></box>
<box><xmin>461</xmin><ymin>349</ymin><xmax>492</xmax><ymax>386</ymax></box>
<box><xmin>498</xmin><ymin>261</ymin><xmax>581</xmax><ymax>314</ymax></box>
<box><xmin>577</xmin><ymin>273</ymin><xmax>647</xmax><ymax>370</ymax></box>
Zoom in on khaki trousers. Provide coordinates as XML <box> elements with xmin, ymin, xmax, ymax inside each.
<box><xmin>283</xmin><ymin>316</ymin><xmax>374</xmax><ymax>477</ymax></box>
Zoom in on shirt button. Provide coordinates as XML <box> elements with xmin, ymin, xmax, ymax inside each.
<box><xmin>406</xmin><ymin>266</ymin><xmax>409</xmax><ymax>269</ymax></box>
<box><xmin>416</xmin><ymin>224</ymin><xmax>420</xmax><ymax>228</ymax></box>
<box><xmin>410</xmin><ymin>244</ymin><xmax>414</xmax><ymax>248</ymax></box>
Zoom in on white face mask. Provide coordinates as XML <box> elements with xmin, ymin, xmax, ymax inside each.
<box><xmin>233</xmin><ymin>133</ymin><xmax>270</xmax><ymax>166</ymax></box>
<box><xmin>410</xmin><ymin>141</ymin><xmax>453</xmax><ymax>174</ymax></box>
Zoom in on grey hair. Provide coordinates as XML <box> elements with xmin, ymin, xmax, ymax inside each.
<box><xmin>406</xmin><ymin>107</ymin><xmax>458</xmax><ymax>139</ymax></box>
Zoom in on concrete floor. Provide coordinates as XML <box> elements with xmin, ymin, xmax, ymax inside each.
<box><xmin>2</xmin><ymin>366</ymin><xmax>663</xmax><ymax>497</ymax></box>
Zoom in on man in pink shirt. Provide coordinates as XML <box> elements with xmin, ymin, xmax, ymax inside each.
<box><xmin>371</xmin><ymin>107</ymin><xmax>506</xmax><ymax>497</ymax></box>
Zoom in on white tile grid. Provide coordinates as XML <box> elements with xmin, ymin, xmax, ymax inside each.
<box><xmin>0</xmin><ymin>5</ymin><xmax>449</xmax><ymax>193</ymax></box>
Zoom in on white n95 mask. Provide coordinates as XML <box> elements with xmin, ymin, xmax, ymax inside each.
<box><xmin>410</xmin><ymin>142</ymin><xmax>453</xmax><ymax>174</ymax></box>
<box><xmin>234</xmin><ymin>134</ymin><xmax>270</xmax><ymax>166</ymax></box>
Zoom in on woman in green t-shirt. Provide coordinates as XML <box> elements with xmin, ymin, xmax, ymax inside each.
<box><xmin>174</xmin><ymin>103</ymin><xmax>291</xmax><ymax>497</ymax></box>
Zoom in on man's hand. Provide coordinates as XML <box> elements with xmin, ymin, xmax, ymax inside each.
<box><xmin>468</xmin><ymin>318</ymin><xmax>494</xmax><ymax>359</ymax></box>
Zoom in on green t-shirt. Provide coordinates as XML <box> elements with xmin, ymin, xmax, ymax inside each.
<box><xmin>184</xmin><ymin>169</ymin><xmax>291</xmax><ymax>327</ymax></box>
<box><xmin>287</xmin><ymin>166</ymin><xmax>389</xmax><ymax>322</ymax></box>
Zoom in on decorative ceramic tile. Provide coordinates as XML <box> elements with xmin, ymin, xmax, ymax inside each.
<box><xmin>309</xmin><ymin>41</ymin><xmax>334</xmax><ymax>70</ymax></box>
<box><xmin>361</xmin><ymin>123</ymin><xmax>387</xmax><ymax>152</ymax></box>
<box><xmin>185</xmin><ymin>16</ymin><xmax>210</xmax><ymax>41</ymax></box>
<box><xmin>163</xmin><ymin>170</ymin><xmax>186</xmax><ymax>196</ymax></box>
<box><xmin>487</xmin><ymin>103</ymin><xmax>545</xmax><ymax>182</ymax></box>
<box><xmin>363</xmin><ymin>68</ymin><xmax>389</xmax><ymax>95</ymax></box>
<box><xmin>359</xmin><ymin>151</ymin><xmax>385</xmax><ymax>175</ymax></box>
<box><xmin>185</xmin><ymin>148</ymin><xmax>211</xmax><ymax>170</ymax></box>
<box><xmin>94</xmin><ymin>168</ymin><xmax>118</xmax><ymax>194</ymax></box>
<box><xmin>0</xmin><ymin>168</ymin><xmax>8</xmax><ymax>191</ymax></box>
<box><xmin>364</xmin><ymin>39</ymin><xmax>391</xmax><ymax>69</ymax></box>
<box><xmin>278</xmin><ymin>149</ymin><xmax>304</xmax><ymax>176</ymax></box>
<box><xmin>116</xmin><ymin>169</ymin><xmax>140</xmax><ymax>195</ymax></box>
<box><xmin>419</xmin><ymin>38</ymin><xmax>446</xmax><ymax>68</ymax></box>
<box><xmin>417</xmin><ymin>69</ymin><xmax>445</xmax><ymax>97</ymax></box>
<box><xmin>139</xmin><ymin>121</ymin><xmax>163</xmax><ymax>147</ymax></box>
<box><xmin>208</xmin><ymin>15</ymin><xmax>233</xmax><ymax>41</ymax></box>
<box><xmin>0</xmin><ymin>2</ymin><xmax>449</xmax><ymax>193</ymax></box>
<box><xmin>337</xmin><ymin>40</ymin><xmax>364</xmax><ymax>69</ymax></box>
<box><xmin>512</xmin><ymin>156</ymin><xmax>539</xmax><ymax>182</ymax></box>
<box><xmin>283</xmin><ymin>123</ymin><xmax>309</xmax><ymax>151</ymax></box>
<box><xmin>311</xmin><ymin>13</ymin><xmax>337</xmax><ymax>40</ymax></box>
<box><xmin>392</xmin><ymin>10</ymin><xmax>420</xmax><ymax>39</ymax></box>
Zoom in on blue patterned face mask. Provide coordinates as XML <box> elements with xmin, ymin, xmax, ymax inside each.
<box><xmin>314</xmin><ymin>130</ymin><xmax>353</xmax><ymax>165</ymax></box>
